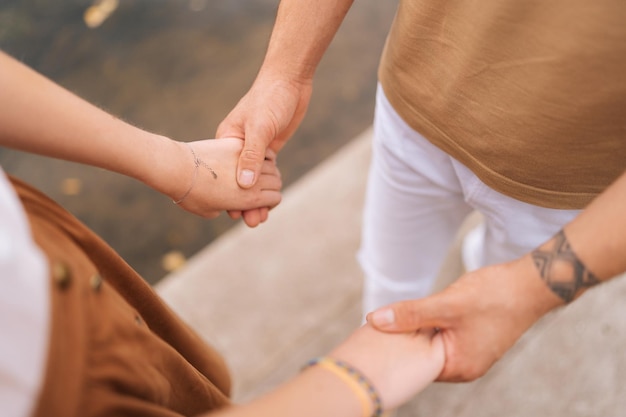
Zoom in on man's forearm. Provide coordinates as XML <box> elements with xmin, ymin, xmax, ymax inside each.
<box><xmin>532</xmin><ymin>170</ymin><xmax>626</xmax><ymax>302</ymax></box>
<box><xmin>260</xmin><ymin>0</ymin><xmax>354</xmax><ymax>81</ymax></box>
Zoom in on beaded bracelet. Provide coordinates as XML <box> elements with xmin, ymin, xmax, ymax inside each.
<box><xmin>303</xmin><ymin>357</ymin><xmax>383</xmax><ymax>417</ymax></box>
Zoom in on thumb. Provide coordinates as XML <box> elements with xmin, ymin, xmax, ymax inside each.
<box><xmin>237</xmin><ymin>140</ymin><xmax>266</xmax><ymax>188</ymax></box>
<box><xmin>366</xmin><ymin>295</ymin><xmax>450</xmax><ymax>332</ymax></box>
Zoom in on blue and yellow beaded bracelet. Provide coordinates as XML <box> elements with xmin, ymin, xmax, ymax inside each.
<box><xmin>303</xmin><ymin>357</ymin><xmax>384</xmax><ymax>417</ymax></box>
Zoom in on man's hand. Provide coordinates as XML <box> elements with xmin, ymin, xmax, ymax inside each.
<box><xmin>366</xmin><ymin>255</ymin><xmax>564</xmax><ymax>382</ymax></box>
<box><xmin>162</xmin><ymin>138</ymin><xmax>282</xmax><ymax>219</ymax></box>
<box><xmin>217</xmin><ymin>74</ymin><xmax>312</xmax><ymax>187</ymax></box>
<box><xmin>216</xmin><ymin>73</ymin><xmax>312</xmax><ymax>227</ymax></box>
<box><xmin>214</xmin><ymin>0</ymin><xmax>354</xmax><ymax>227</ymax></box>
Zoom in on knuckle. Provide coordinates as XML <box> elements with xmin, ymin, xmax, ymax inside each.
<box><xmin>240</xmin><ymin>148</ymin><xmax>264</xmax><ymax>165</ymax></box>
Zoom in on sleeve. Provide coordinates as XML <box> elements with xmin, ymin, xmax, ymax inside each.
<box><xmin>0</xmin><ymin>169</ymin><xmax>50</xmax><ymax>417</ymax></box>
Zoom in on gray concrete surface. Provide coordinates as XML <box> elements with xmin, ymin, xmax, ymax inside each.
<box><xmin>156</xmin><ymin>128</ymin><xmax>626</xmax><ymax>416</ymax></box>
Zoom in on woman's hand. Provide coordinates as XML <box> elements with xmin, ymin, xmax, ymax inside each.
<box><xmin>329</xmin><ymin>324</ymin><xmax>444</xmax><ymax>410</ymax></box>
<box><xmin>151</xmin><ymin>138</ymin><xmax>282</xmax><ymax>219</ymax></box>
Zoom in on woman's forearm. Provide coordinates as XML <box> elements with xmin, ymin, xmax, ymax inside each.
<box><xmin>0</xmin><ymin>51</ymin><xmax>181</xmax><ymax>195</ymax></box>
<box><xmin>204</xmin><ymin>325</ymin><xmax>444</xmax><ymax>417</ymax></box>
<box><xmin>207</xmin><ymin>366</ymin><xmax>363</xmax><ymax>417</ymax></box>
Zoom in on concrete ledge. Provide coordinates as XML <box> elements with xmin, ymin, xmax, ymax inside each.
<box><xmin>157</xmin><ymin>127</ymin><xmax>626</xmax><ymax>416</ymax></box>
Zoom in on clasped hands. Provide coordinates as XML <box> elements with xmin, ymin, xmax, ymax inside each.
<box><xmin>163</xmin><ymin>137</ymin><xmax>282</xmax><ymax>223</ymax></box>
<box><xmin>366</xmin><ymin>256</ymin><xmax>564</xmax><ymax>382</ymax></box>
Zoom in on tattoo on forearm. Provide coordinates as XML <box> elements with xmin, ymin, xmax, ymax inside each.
<box><xmin>531</xmin><ymin>230</ymin><xmax>600</xmax><ymax>303</ymax></box>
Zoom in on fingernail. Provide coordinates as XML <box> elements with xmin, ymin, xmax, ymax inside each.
<box><xmin>370</xmin><ymin>308</ymin><xmax>395</xmax><ymax>327</ymax></box>
<box><xmin>239</xmin><ymin>169</ymin><xmax>254</xmax><ymax>186</ymax></box>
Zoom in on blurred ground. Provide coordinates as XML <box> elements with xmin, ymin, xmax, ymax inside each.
<box><xmin>0</xmin><ymin>0</ymin><xmax>398</xmax><ymax>284</ymax></box>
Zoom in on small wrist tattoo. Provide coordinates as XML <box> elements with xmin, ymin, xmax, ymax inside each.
<box><xmin>531</xmin><ymin>229</ymin><xmax>600</xmax><ymax>303</ymax></box>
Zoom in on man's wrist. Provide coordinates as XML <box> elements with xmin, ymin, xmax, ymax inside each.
<box><xmin>531</xmin><ymin>229</ymin><xmax>601</xmax><ymax>303</ymax></box>
<box><xmin>508</xmin><ymin>254</ymin><xmax>565</xmax><ymax>321</ymax></box>
<box><xmin>255</xmin><ymin>64</ymin><xmax>314</xmax><ymax>93</ymax></box>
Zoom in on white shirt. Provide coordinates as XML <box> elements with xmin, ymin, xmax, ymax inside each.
<box><xmin>0</xmin><ymin>168</ymin><xmax>50</xmax><ymax>417</ymax></box>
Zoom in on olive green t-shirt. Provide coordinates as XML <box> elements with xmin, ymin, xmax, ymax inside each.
<box><xmin>379</xmin><ymin>0</ymin><xmax>626</xmax><ymax>209</ymax></box>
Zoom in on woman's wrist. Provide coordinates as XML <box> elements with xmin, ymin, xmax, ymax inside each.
<box><xmin>134</xmin><ymin>133</ymin><xmax>191</xmax><ymax>201</ymax></box>
<box><xmin>302</xmin><ymin>357</ymin><xmax>383</xmax><ymax>417</ymax></box>
<box><xmin>299</xmin><ymin>361</ymin><xmax>373</xmax><ymax>417</ymax></box>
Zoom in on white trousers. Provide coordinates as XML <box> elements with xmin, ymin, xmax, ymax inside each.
<box><xmin>358</xmin><ymin>85</ymin><xmax>581</xmax><ymax>314</ymax></box>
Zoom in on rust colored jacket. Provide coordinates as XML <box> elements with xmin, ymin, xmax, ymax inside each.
<box><xmin>13</xmin><ymin>177</ymin><xmax>231</xmax><ymax>417</ymax></box>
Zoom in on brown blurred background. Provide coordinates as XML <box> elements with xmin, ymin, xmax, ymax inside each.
<box><xmin>0</xmin><ymin>0</ymin><xmax>397</xmax><ymax>284</ymax></box>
